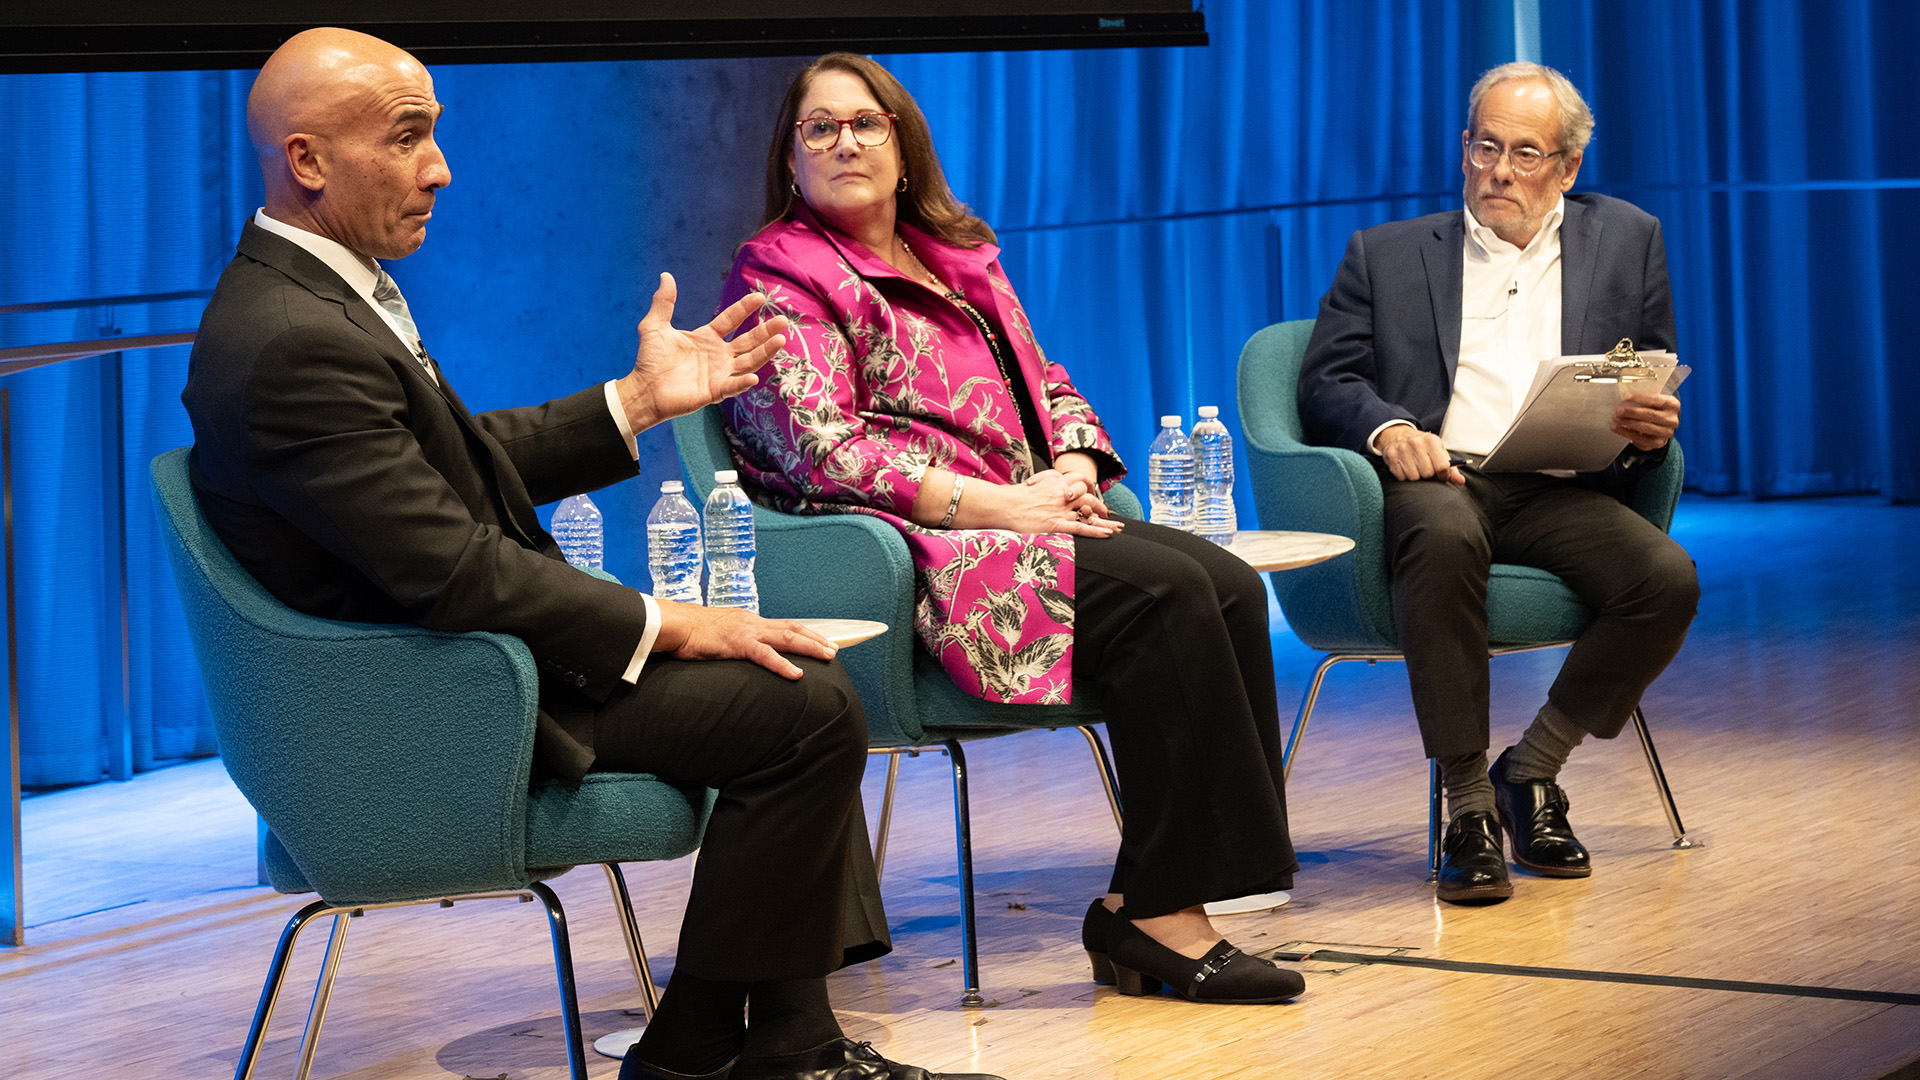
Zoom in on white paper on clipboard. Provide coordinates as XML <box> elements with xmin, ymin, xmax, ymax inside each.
<box><xmin>1477</xmin><ymin>351</ymin><xmax>1690</xmax><ymax>473</ymax></box>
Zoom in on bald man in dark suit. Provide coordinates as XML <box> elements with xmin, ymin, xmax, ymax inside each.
<box><xmin>184</xmin><ymin>27</ymin><xmax>998</xmax><ymax>1080</ymax></box>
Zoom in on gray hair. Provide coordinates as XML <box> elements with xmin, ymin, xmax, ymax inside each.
<box><xmin>1467</xmin><ymin>62</ymin><xmax>1594</xmax><ymax>159</ymax></box>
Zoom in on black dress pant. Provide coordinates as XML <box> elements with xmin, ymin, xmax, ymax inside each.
<box><xmin>1380</xmin><ymin>466</ymin><xmax>1700</xmax><ymax>760</ymax></box>
<box><xmin>580</xmin><ymin>655</ymin><xmax>890</xmax><ymax>981</ymax></box>
<box><xmin>1071</xmin><ymin>519</ymin><xmax>1297</xmax><ymax>918</ymax></box>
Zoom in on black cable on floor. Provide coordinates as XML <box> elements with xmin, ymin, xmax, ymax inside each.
<box><xmin>1268</xmin><ymin>949</ymin><xmax>1920</xmax><ymax>1007</ymax></box>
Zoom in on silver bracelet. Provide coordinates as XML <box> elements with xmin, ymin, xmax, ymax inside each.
<box><xmin>938</xmin><ymin>475</ymin><xmax>967</xmax><ymax>529</ymax></box>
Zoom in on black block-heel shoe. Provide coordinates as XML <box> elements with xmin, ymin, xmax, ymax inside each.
<box><xmin>732</xmin><ymin>1037</ymin><xmax>1004</xmax><ymax>1080</ymax></box>
<box><xmin>1105</xmin><ymin>910</ymin><xmax>1304</xmax><ymax>1004</ymax></box>
<box><xmin>1082</xmin><ymin>898</ymin><xmax>1116</xmax><ymax>984</ymax></box>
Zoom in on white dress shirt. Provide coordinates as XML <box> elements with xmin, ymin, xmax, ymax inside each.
<box><xmin>252</xmin><ymin>209</ymin><xmax>432</xmax><ymax>378</ymax></box>
<box><xmin>1441</xmin><ymin>196</ymin><xmax>1565</xmax><ymax>456</ymax></box>
<box><xmin>1366</xmin><ymin>196</ymin><xmax>1567</xmax><ymax>460</ymax></box>
<box><xmin>251</xmin><ymin>209</ymin><xmax>660</xmax><ymax>683</ymax></box>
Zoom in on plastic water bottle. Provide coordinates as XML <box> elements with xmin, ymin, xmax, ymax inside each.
<box><xmin>1147</xmin><ymin>414</ymin><xmax>1195</xmax><ymax>532</ymax></box>
<box><xmin>647</xmin><ymin>480</ymin><xmax>704</xmax><ymax>604</ymax></box>
<box><xmin>703</xmin><ymin>470</ymin><xmax>759</xmax><ymax>613</ymax></box>
<box><xmin>1191</xmin><ymin>406</ymin><xmax>1237</xmax><ymax>546</ymax></box>
<box><xmin>552</xmin><ymin>493</ymin><xmax>604</xmax><ymax>570</ymax></box>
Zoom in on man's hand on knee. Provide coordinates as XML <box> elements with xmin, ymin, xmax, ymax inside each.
<box><xmin>1376</xmin><ymin>425</ymin><xmax>1465</xmax><ymax>485</ymax></box>
<box><xmin>654</xmin><ymin>601</ymin><xmax>838</xmax><ymax>679</ymax></box>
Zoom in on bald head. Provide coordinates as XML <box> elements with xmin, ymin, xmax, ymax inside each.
<box><xmin>248</xmin><ymin>28</ymin><xmax>450</xmax><ymax>260</ymax></box>
<box><xmin>248</xmin><ymin>29</ymin><xmax>413</xmax><ymax>160</ymax></box>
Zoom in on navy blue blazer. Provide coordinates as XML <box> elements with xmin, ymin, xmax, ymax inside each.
<box><xmin>1298</xmin><ymin>193</ymin><xmax>1677</xmax><ymax>459</ymax></box>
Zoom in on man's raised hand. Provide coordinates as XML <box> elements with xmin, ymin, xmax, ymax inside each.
<box><xmin>616</xmin><ymin>272</ymin><xmax>790</xmax><ymax>433</ymax></box>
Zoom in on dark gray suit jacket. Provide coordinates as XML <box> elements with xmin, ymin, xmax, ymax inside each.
<box><xmin>1299</xmin><ymin>193</ymin><xmax>1677</xmax><ymax>468</ymax></box>
<box><xmin>183</xmin><ymin>222</ymin><xmax>647</xmax><ymax>782</ymax></box>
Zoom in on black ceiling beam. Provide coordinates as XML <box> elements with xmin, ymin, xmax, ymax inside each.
<box><xmin>1</xmin><ymin>13</ymin><xmax>1206</xmax><ymax>74</ymax></box>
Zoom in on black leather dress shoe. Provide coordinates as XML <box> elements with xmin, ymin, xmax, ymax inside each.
<box><xmin>1436</xmin><ymin>810</ymin><xmax>1513</xmax><ymax>904</ymax></box>
<box><xmin>619</xmin><ymin>1054</ymin><xmax>736</xmax><ymax>1080</ymax></box>
<box><xmin>1490</xmin><ymin>748</ymin><xmax>1593</xmax><ymax>878</ymax></box>
<box><xmin>1082</xmin><ymin>898</ymin><xmax>1116</xmax><ymax>984</ymax></box>
<box><xmin>730</xmin><ymin>1038</ymin><xmax>1003</xmax><ymax>1080</ymax></box>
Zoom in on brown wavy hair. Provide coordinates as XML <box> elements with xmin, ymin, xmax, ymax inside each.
<box><xmin>761</xmin><ymin>52</ymin><xmax>996</xmax><ymax>249</ymax></box>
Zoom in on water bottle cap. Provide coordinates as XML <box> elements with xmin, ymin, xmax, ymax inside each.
<box><xmin>714</xmin><ymin>469</ymin><xmax>738</xmax><ymax>484</ymax></box>
<box><xmin>1160</xmin><ymin>415</ymin><xmax>1182</xmax><ymax>427</ymax></box>
<box><xmin>660</xmin><ymin>480</ymin><xmax>683</xmax><ymax>493</ymax></box>
<box><xmin>1197</xmin><ymin>405</ymin><xmax>1220</xmax><ymax>418</ymax></box>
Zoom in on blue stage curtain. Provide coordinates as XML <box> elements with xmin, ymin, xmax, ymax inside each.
<box><xmin>0</xmin><ymin>71</ymin><xmax>256</xmax><ymax>786</ymax></box>
<box><xmin>6</xmin><ymin>0</ymin><xmax>1910</xmax><ymax>792</ymax></box>
<box><xmin>1543</xmin><ymin>0</ymin><xmax>1914</xmax><ymax>500</ymax></box>
<box><xmin>878</xmin><ymin>0</ymin><xmax>1498</xmax><ymax>510</ymax></box>
<box><xmin>877</xmin><ymin>0</ymin><xmax>1913</xmax><ymax>503</ymax></box>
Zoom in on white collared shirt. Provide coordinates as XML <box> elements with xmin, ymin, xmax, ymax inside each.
<box><xmin>1441</xmin><ymin>197</ymin><xmax>1566</xmax><ymax>456</ymax></box>
<box><xmin>1364</xmin><ymin>196</ymin><xmax>1567</xmax><ymax>458</ymax></box>
<box><xmin>250</xmin><ymin>209</ymin><xmax>658</xmax><ymax>683</ymax></box>
<box><xmin>252</xmin><ymin>209</ymin><xmax>434</xmax><ymax>380</ymax></box>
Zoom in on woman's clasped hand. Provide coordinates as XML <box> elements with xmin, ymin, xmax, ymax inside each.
<box><xmin>918</xmin><ymin>459</ymin><xmax>1123</xmax><ymax>537</ymax></box>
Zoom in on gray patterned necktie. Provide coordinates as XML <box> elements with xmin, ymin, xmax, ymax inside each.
<box><xmin>371</xmin><ymin>269</ymin><xmax>434</xmax><ymax>377</ymax></box>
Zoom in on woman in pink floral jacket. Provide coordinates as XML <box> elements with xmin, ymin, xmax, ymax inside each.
<box><xmin>718</xmin><ymin>53</ymin><xmax>1305</xmax><ymax>1007</ymax></box>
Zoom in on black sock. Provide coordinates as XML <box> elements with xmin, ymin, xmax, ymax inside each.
<box><xmin>624</xmin><ymin>971</ymin><xmax>747</xmax><ymax>1078</ymax></box>
<box><xmin>741</xmin><ymin>978</ymin><xmax>845</xmax><ymax>1059</ymax></box>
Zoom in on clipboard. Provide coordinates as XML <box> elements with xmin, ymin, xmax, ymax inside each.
<box><xmin>1477</xmin><ymin>340</ymin><xmax>1690</xmax><ymax>473</ymax></box>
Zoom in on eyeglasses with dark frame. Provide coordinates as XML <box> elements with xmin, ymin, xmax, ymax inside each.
<box><xmin>1465</xmin><ymin>138</ymin><xmax>1566</xmax><ymax>177</ymax></box>
<box><xmin>795</xmin><ymin>112</ymin><xmax>898</xmax><ymax>152</ymax></box>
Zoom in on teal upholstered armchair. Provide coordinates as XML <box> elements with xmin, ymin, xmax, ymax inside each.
<box><xmin>672</xmin><ymin>407</ymin><xmax>1131</xmax><ymax>1006</ymax></box>
<box><xmin>1234</xmin><ymin>320</ymin><xmax>1691</xmax><ymax>878</ymax></box>
<box><xmin>151</xmin><ymin>447</ymin><xmax>713</xmax><ymax>1080</ymax></box>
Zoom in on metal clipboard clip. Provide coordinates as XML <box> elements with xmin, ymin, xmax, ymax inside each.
<box><xmin>1571</xmin><ymin>339</ymin><xmax>1662</xmax><ymax>384</ymax></box>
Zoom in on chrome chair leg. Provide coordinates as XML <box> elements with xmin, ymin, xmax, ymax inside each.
<box><xmin>233</xmin><ymin>899</ymin><xmax>332</xmax><ymax>1080</ymax></box>
<box><xmin>290</xmin><ymin>911</ymin><xmax>353</xmax><ymax>1080</ymax></box>
<box><xmin>1283</xmin><ymin>653</ymin><xmax>1378</xmax><ymax>783</ymax></box>
<box><xmin>942</xmin><ymin>739</ymin><xmax>984</xmax><ymax>1008</ymax></box>
<box><xmin>1631</xmin><ymin>707</ymin><xmax>1692</xmax><ymax>848</ymax></box>
<box><xmin>235</xmin><ymin>889</ymin><xmax>595</xmax><ymax>1080</ymax></box>
<box><xmin>870</xmin><ymin>749</ymin><xmax>904</xmax><ymax>884</ymax></box>
<box><xmin>531</xmin><ymin>881</ymin><xmax>590</xmax><ymax>1080</ymax></box>
<box><xmin>1073</xmin><ymin>725</ymin><xmax>1124</xmax><ymax>833</ymax></box>
<box><xmin>600</xmin><ymin>862</ymin><xmax>659</xmax><ymax>1015</ymax></box>
<box><xmin>1426</xmin><ymin>759</ymin><xmax>1442</xmax><ymax>883</ymax></box>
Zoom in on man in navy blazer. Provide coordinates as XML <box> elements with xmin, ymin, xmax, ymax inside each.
<box><xmin>1299</xmin><ymin>63</ymin><xmax>1699</xmax><ymax>904</ymax></box>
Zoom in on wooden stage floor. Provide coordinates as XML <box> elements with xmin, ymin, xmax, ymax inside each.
<box><xmin>3</xmin><ymin>494</ymin><xmax>1917</xmax><ymax>1080</ymax></box>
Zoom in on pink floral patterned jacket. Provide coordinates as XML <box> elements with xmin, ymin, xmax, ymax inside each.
<box><xmin>718</xmin><ymin>206</ymin><xmax>1124</xmax><ymax>704</ymax></box>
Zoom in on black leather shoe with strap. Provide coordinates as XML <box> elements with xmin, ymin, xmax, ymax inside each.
<box><xmin>1491</xmin><ymin>747</ymin><xmax>1593</xmax><ymax>877</ymax></box>
<box><xmin>619</xmin><ymin>1055</ymin><xmax>736</xmax><ymax>1080</ymax></box>
<box><xmin>1436</xmin><ymin>810</ymin><xmax>1514</xmax><ymax>903</ymax></box>
<box><xmin>1106</xmin><ymin>911</ymin><xmax>1304</xmax><ymax>1004</ymax></box>
<box><xmin>730</xmin><ymin>1038</ymin><xmax>1003</xmax><ymax>1080</ymax></box>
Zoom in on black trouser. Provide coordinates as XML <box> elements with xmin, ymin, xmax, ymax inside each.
<box><xmin>1071</xmin><ymin>519</ymin><xmax>1298</xmax><ymax>918</ymax></box>
<box><xmin>583</xmin><ymin>655</ymin><xmax>890</xmax><ymax>981</ymax></box>
<box><xmin>1379</xmin><ymin>466</ymin><xmax>1700</xmax><ymax>761</ymax></box>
